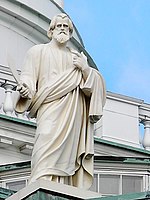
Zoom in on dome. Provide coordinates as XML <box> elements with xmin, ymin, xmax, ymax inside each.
<box><xmin>0</xmin><ymin>0</ymin><xmax>97</xmax><ymax>88</ymax></box>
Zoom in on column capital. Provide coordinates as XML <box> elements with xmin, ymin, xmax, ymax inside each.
<box><xmin>1</xmin><ymin>81</ymin><xmax>16</xmax><ymax>91</ymax></box>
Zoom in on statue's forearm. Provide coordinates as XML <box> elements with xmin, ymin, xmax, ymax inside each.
<box><xmin>81</xmin><ymin>66</ymin><xmax>91</xmax><ymax>80</ymax></box>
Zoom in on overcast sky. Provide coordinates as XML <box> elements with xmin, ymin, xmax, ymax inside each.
<box><xmin>64</xmin><ymin>0</ymin><xmax>150</xmax><ymax>104</ymax></box>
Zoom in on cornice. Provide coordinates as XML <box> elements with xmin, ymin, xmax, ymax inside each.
<box><xmin>107</xmin><ymin>91</ymin><xmax>144</xmax><ymax>106</ymax></box>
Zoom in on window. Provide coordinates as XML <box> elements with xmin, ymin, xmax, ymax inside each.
<box><xmin>99</xmin><ymin>175</ymin><xmax>120</xmax><ymax>195</ymax></box>
<box><xmin>0</xmin><ymin>178</ymin><xmax>29</xmax><ymax>192</ymax></box>
<box><xmin>90</xmin><ymin>173</ymin><xmax>144</xmax><ymax>196</ymax></box>
<box><xmin>122</xmin><ymin>176</ymin><xmax>143</xmax><ymax>194</ymax></box>
<box><xmin>6</xmin><ymin>180</ymin><xmax>26</xmax><ymax>191</ymax></box>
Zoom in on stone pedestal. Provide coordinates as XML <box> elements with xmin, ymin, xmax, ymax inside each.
<box><xmin>6</xmin><ymin>180</ymin><xmax>101</xmax><ymax>200</ymax></box>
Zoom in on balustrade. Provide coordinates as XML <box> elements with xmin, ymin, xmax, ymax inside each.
<box><xmin>0</xmin><ymin>75</ymin><xmax>150</xmax><ymax>151</ymax></box>
<box><xmin>140</xmin><ymin>119</ymin><xmax>150</xmax><ymax>150</ymax></box>
<box><xmin>143</xmin><ymin>120</ymin><xmax>150</xmax><ymax>150</ymax></box>
<box><xmin>0</xmin><ymin>79</ymin><xmax>27</xmax><ymax>119</ymax></box>
<box><xmin>0</xmin><ymin>78</ymin><xmax>36</xmax><ymax>124</ymax></box>
<box><xmin>3</xmin><ymin>83</ymin><xmax>14</xmax><ymax>116</ymax></box>
<box><xmin>139</xmin><ymin>104</ymin><xmax>150</xmax><ymax>150</ymax></box>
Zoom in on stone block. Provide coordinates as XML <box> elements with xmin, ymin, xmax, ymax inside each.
<box><xmin>6</xmin><ymin>179</ymin><xmax>101</xmax><ymax>200</ymax></box>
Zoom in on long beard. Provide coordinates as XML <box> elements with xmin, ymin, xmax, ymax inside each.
<box><xmin>55</xmin><ymin>33</ymin><xmax>70</xmax><ymax>44</ymax></box>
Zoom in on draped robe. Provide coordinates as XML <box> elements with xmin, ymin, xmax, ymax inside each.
<box><xmin>15</xmin><ymin>43</ymin><xmax>106</xmax><ymax>189</ymax></box>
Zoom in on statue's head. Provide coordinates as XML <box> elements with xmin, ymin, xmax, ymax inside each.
<box><xmin>47</xmin><ymin>13</ymin><xmax>73</xmax><ymax>44</ymax></box>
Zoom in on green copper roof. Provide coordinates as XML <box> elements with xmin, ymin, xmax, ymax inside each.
<box><xmin>124</xmin><ymin>157</ymin><xmax>150</xmax><ymax>164</ymax></box>
<box><xmin>0</xmin><ymin>161</ymin><xmax>31</xmax><ymax>172</ymax></box>
<box><xmin>91</xmin><ymin>191</ymin><xmax>150</xmax><ymax>200</ymax></box>
<box><xmin>0</xmin><ymin>187</ymin><xmax>15</xmax><ymax>199</ymax></box>
<box><xmin>94</xmin><ymin>156</ymin><xmax>150</xmax><ymax>164</ymax></box>
<box><xmin>0</xmin><ymin>114</ymin><xmax>36</xmax><ymax>127</ymax></box>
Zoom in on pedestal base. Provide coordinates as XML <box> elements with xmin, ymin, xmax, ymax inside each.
<box><xmin>6</xmin><ymin>179</ymin><xmax>101</xmax><ymax>200</ymax></box>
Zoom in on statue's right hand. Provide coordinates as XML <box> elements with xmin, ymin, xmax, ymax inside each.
<box><xmin>17</xmin><ymin>83</ymin><xmax>31</xmax><ymax>99</ymax></box>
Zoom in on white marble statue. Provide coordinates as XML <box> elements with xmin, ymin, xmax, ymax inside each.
<box><xmin>15</xmin><ymin>13</ymin><xmax>106</xmax><ymax>189</ymax></box>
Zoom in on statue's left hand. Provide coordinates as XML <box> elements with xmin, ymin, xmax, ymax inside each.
<box><xmin>73</xmin><ymin>52</ymin><xmax>91</xmax><ymax>79</ymax></box>
<box><xmin>73</xmin><ymin>52</ymin><xmax>88</xmax><ymax>71</ymax></box>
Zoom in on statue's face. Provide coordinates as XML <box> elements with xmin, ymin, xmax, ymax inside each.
<box><xmin>52</xmin><ymin>17</ymin><xmax>70</xmax><ymax>44</ymax></box>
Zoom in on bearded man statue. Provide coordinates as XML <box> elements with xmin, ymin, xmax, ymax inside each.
<box><xmin>15</xmin><ymin>13</ymin><xmax>106</xmax><ymax>189</ymax></box>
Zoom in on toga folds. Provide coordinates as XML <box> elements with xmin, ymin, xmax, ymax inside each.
<box><xmin>15</xmin><ymin>43</ymin><xmax>106</xmax><ymax>189</ymax></box>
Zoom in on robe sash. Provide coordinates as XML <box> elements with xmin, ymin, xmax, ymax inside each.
<box><xmin>28</xmin><ymin>68</ymin><xmax>82</xmax><ymax>118</ymax></box>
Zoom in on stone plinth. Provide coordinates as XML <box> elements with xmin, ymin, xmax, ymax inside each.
<box><xmin>6</xmin><ymin>179</ymin><xmax>101</xmax><ymax>200</ymax></box>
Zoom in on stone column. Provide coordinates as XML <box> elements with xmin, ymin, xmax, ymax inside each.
<box><xmin>142</xmin><ymin>120</ymin><xmax>150</xmax><ymax>150</ymax></box>
<box><xmin>3</xmin><ymin>84</ymin><xmax>14</xmax><ymax>116</ymax></box>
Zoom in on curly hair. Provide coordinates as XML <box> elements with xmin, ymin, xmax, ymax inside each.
<box><xmin>47</xmin><ymin>13</ymin><xmax>73</xmax><ymax>39</ymax></box>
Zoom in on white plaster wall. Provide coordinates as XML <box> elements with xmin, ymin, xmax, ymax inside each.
<box><xmin>0</xmin><ymin>116</ymin><xmax>35</xmax><ymax>165</ymax></box>
<box><xmin>1</xmin><ymin>0</ymin><xmax>82</xmax><ymax>45</ymax></box>
<box><xmin>95</xmin><ymin>98</ymin><xmax>140</xmax><ymax>148</ymax></box>
<box><xmin>0</xmin><ymin>147</ymin><xmax>30</xmax><ymax>165</ymax></box>
<box><xmin>16</xmin><ymin>0</ymin><xmax>80</xmax><ymax>43</ymax></box>
<box><xmin>0</xmin><ymin>25</ymin><xmax>34</xmax><ymax>69</ymax></box>
<box><xmin>17</xmin><ymin>0</ymin><xmax>63</xmax><ymax>20</ymax></box>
